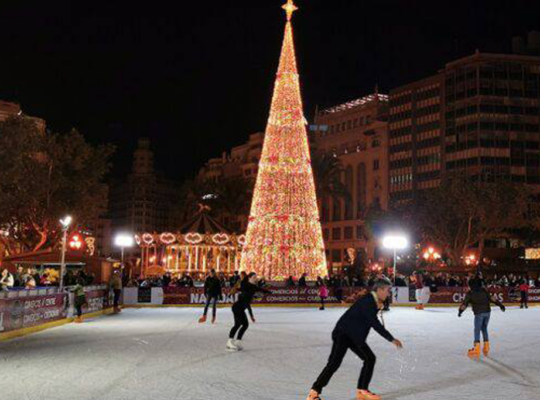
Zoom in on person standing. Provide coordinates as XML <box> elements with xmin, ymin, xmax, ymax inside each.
<box><xmin>459</xmin><ymin>278</ymin><xmax>506</xmax><ymax>357</ymax></box>
<box><xmin>307</xmin><ymin>278</ymin><xmax>403</xmax><ymax>400</ymax></box>
<box><xmin>413</xmin><ymin>271</ymin><xmax>428</xmax><ymax>310</ymax></box>
<box><xmin>299</xmin><ymin>273</ymin><xmax>307</xmax><ymax>287</ymax></box>
<box><xmin>229</xmin><ymin>271</ymin><xmax>241</xmax><ymax>288</ymax></box>
<box><xmin>199</xmin><ymin>269</ymin><xmax>222</xmax><ymax>324</ymax></box>
<box><xmin>519</xmin><ymin>279</ymin><xmax>530</xmax><ymax>309</ymax></box>
<box><xmin>227</xmin><ymin>273</ymin><xmax>271</xmax><ymax>351</ymax></box>
<box><xmin>71</xmin><ymin>278</ymin><xmax>87</xmax><ymax>323</ymax></box>
<box><xmin>0</xmin><ymin>268</ymin><xmax>14</xmax><ymax>291</ymax></box>
<box><xmin>110</xmin><ymin>270</ymin><xmax>123</xmax><ymax>314</ymax></box>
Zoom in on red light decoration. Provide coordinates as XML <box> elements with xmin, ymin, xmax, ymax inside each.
<box><xmin>69</xmin><ymin>234</ymin><xmax>83</xmax><ymax>250</ymax></box>
<box><xmin>240</xmin><ymin>0</ymin><xmax>326</xmax><ymax>280</ymax></box>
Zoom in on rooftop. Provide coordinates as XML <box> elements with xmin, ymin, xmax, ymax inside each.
<box><xmin>320</xmin><ymin>93</ymin><xmax>389</xmax><ymax>115</ymax></box>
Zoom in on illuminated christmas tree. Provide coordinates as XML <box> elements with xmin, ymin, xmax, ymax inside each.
<box><xmin>241</xmin><ymin>0</ymin><xmax>327</xmax><ymax>280</ymax></box>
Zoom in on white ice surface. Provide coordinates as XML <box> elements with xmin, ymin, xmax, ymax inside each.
<box><xmin>1</xmin><ymin>306</ymin><xmax>539</xmax><ymax>400</ymax></box>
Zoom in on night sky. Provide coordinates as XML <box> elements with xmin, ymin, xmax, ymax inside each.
<box><xmin>1</xmin><ymin>0</ymin><xmax>539</xmax><ymax>181</ymax></box>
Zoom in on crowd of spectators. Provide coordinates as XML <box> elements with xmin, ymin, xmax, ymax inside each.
<box><xmin>0</xmin><ymin>266</ymin><xmax>96</xmax><ymax>291</ymax></box>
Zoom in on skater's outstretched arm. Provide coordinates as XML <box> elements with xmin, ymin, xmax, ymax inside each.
<box><xmin>458</xmin><ymin>293</ymin><xmax>471</xmax><ymax>316</ymax></box>
<box><xmin>489</xmin><ymin>294</ymin><xmax>506</xmax><ymax>311</ymax></box>
<box><xmin>359</xmin><ymin>305</ymin><xmax>395</xmax><ymax>342</ymax></box>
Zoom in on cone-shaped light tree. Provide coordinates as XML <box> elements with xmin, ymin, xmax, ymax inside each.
<box><xmin>240</xmin><ymin>0</ymin><xmax>327</xmax><ymax>280</ymax></box>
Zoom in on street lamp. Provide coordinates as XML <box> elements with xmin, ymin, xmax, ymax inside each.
<box><xmin>382</xmin><ymin>233</ymin><xmax>409</xmax><ymax>285</ymax></box>
<box><xmin>59</xmin><ymin>215</ymin><xmax>73</xmax><ymax>290</ymax></box>
<box><xmin>114</xmin><ymin>233</ymin><xmax>134</xmax><ymax>269</ymax></box>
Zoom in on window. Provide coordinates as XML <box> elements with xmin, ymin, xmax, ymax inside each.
<box><xmin>372</xmin><ymin>139</ymin><xmax>381</xmax><ymax>148</ymax></box>
<box><xmin>323</xmin><ymin>229</ymin><xmax>329</xmax><ymax>241</ymax></box>
<box><xmin>344</xmin><ymin>226</ymin><xmax>353</xmax><ymax>240</ymax></box>
<box><xmin>356</xmin><ymin>226</ymin><xmax>365</xmax><ymax>240</ymax></box>
<box><xmin>332</xmin><ymin>228</ymin><xmax>342</xmax><ymax>240</ymax></box>
<box><xmin>373</xmin><ymin>159</ymin><xmax>380</xmax><ymax>171</ymax></box>
<box><xmin>331</xmin><ymin>249</ymin><xmax>342</xmax><ymax>263</ymax></box>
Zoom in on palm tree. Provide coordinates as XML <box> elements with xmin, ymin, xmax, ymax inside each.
<box><xmin>311</xmin><ymin>153</ymin><xmax>350</xmax><ymax>219</ymax></box>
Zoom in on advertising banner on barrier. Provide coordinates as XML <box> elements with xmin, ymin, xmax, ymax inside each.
<box><xmin>0</xmin><ymin>293</ymin><xmax>66</xmax><ymax>333</ymax></box>
<box><xmin>83</xmin><ymin>287</ymin><xmax>110</xmax><ymax>315</ymax></box>
<box><xmin>163</xmin><ymin>287</ymin><xmax>367</xmax><ymax>305</ymax></box>
<box><xmin>423</xmin><ymin>287</ymin><xmax>540</xmax><ymax>304</ymax></box>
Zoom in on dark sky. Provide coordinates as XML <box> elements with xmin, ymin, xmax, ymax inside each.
<box><xmin>1</xmin><ymin>0</ymin><xmax>539</xmax><ymax>181</ymax></box>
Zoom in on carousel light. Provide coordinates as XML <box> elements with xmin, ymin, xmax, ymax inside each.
<box><xmin>240</xmin><ymin>0</ymin><xmax>326</xmax><ymax>280</ymax></box>
<box><xmin>185</xmin><ymin>232</ymin><xmax>203</xmax><ymax>244</ymax></box>
<box><xmin>160</xmin><ymin>232</ymin><xmax>176</xmax><ymax>245</ymax></box>
<box><xmin>213</xmin><ymin>233</ymin><xmax>230</xmax><ymax>245</ymax></box>
<box><xmin>142</xmin><ymin>233</ymin><xmax>154</xmax><ymax>245</ymax></box>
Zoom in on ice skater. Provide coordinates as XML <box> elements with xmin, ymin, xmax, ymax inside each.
<box><xmin>519</xmin><ymin>279</ymin><xmax>530</xmax><ymax>309</ymax></box>
<box><xmin>110</xmin><ymin>270</ymin><xmax>123</xmax><ymax>314</ymax></box>
<box><xmin>226</xmin><ymin>272</ymin><xmax>271</xmax><ymax>351</ymax></box>
<box><xmin>71</xmin><ymin>278</ymin><xmax>87</xmax><ymax>323</ymax></box>
<box><xmin>412</xmin><ymin>271</ymin><xmax>430</xmax><ymax>310</ymax></box>
<box><xmin>307</xmin><ymin>278</ymin><xmax>403</xmax><ymax>400</ymax></box>
<box><xmin>199</xmin><ymin>269</ymin><xmax>222</xmax><ymax>324</ymax></box>
<box><xmin>458</xmin><ymin>277</ymin><xmax>506</xmax><ymax>357</ymax></box>
<box><xmin>319</xmin><ymin>281</ymin><xmax>329</xmax><ymax>310</ymax></box>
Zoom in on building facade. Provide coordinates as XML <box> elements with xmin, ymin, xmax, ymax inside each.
<box><xmin>389</xmin><ymin>50</ymin><xmax>540</xmax><ymax>204</ymax></box>
<box><xmin>313</xmin><ymin>93</ymin><xmax>389</xmax><ymax>270</ymax></box>
<box><xmin>109</xmin><ymin>138</ymin><xmax>182</xmax><ymax>237</ymax></box>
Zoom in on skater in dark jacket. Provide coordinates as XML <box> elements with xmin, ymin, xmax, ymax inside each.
<box><xmin>226</xmin><ymin>272</ymin><xmax>271</xmax><ymax>351</ymax></box>
<box><xmin>307</xmin><ymin>278</ymin><xmax>403</xmax><ymax>400</ymax></box>
<box><xmin>199</xmin><ymin>269</ymin><xmax>222</xmax><ymax>324</ymax></box>
<box><xmin>459</xmin><ymin>278</ymin><xmax>505</xmax><ymax>357</ymax></box>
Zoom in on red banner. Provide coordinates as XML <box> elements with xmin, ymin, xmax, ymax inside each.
<box><xmin>426</xmin><ymin>287</ymin><xmax>540</xmax><ymax>304</ymax></box>
<box><xmin>163</xmin><ymin>286</ymin><xmax>367</xmax><ymax>305</ymax></box>
<box><xmin>0</xmin><ymin>294</ymin><xmax>67</xmax><ymax>333</ymax></box>
<box><xmin>82</xmin><ymin>288</ymin><xmax>111</xmax><ymax>314</ymax></box>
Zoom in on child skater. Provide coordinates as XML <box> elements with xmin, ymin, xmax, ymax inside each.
<box><xmin>459</xmin><ymin>277</ymin><xmax>506</xmax><ymax>357</ymax></box>
<box><xmin>307</xmin><ymin>278</ymin><xmax>403</xmax><ymax>400</ymax></box>
<box><xmin>71</xmin><ymin>278</ymin><xmax>87</xmax><ymax>323</ymax></box>
<box><xmin>227</xmin><ymin>272</ymin><xmax>271</xmax><ymax>351</ymax></box>
<box><xmin>519</xmin><ymin>279</ymin><xmax>530</xmax><ymax>309</ymax></box>
<box><xmin>319</xmin><ymin>281</ymin><xmax>329</xmax><ymax>310</ymax></box>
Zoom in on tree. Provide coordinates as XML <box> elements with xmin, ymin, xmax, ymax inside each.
<box><xmin>415</xmin><ymin>177</ymin><xmax>530</xmax><ymax>266</ymax></box>
<box><xmin>0</xmin><ymin>117</ymin><xmax>115</xmax><ymax>256</ymax></box>
<box><xmin>173</xmin><ymin>176</ymin><xmax>254</xmax><ymax>231</ymax></box>
<box><xmin>240</xmin><ymin>3</ymin><xmax>327</xmax><ymax>280</ymax></box>
<box><xmin>311</xmin><ymin>153</ymin><xmax>350</xmax><ymax>211</ymax></box>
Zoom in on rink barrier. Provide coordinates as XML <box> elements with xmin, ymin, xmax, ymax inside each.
<box><xmin>0</xmin><ymin>308</ymin><xmax>114</xmax><ymax>342</ymax></box>
<box><xmin>121</xmin><ymin>287</ymin><xmax>540</xmax><ymax>307</ymax></box>
<box><xmin>0</xmin><ymin>285</ymin><xmax>114</xmax><ymax>341</ymax></box>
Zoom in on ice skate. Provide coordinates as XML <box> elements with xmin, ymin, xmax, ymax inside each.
<box><xmin>306</xmin><ymin>389</ymin><xmax>324</xmax><ymax>400</ymax></box>
<box><xmin>211</xmin><ymin>315</ymin><xmax>216</xmax><ymax>324</ymax></box>
<box><xmin>198</xmin><ymin>315</ymin><xmax>207</xmax><ymax>323</ymax></box>
<box><xmin>74</xmin><ymin>316</ymin><xmax>83</xmax><ymax>324</ymax></box>
<box><xmin>483</xmin><ymin>341</ymin><xmax>490</xmax><ymax>356</ymax></box>
<box><xmin>468</xmin><ymin>343</ymin><xmax>481</xmax><ymax>358</ymax></box>
<box><xmin>234</xmin><ymin>340</ymin><xmax>244</xmax><ymax>350</ymax></box>
<box><xmin>357</xmin><ymin>389</ymin><xmax>382</xmax><ymax>400</ymax></box>
<box><xmin>226</xmin><ymin>339</ymin><xmax>239</xmax><ymax>351</ymax></box>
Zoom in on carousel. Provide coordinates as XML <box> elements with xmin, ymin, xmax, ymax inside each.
<box><xmin>136</xmin><ymin>210</ymin><xmax>245</xmax><ymax>278</ymax></box>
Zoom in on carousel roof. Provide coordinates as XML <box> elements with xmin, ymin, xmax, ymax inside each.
<box><xmin>179</xmin><ymin>210</ymin><xmax>232</xmax><ymax>235</ymax></box>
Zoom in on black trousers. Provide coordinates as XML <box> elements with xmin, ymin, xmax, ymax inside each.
<box><xmin>113</xmin><ymin>289</ymin><xmax>122</xmax><ymax>308</ymax></box>
<box><xmin>204</xmin><ymin>295</ymin><xmax>219</xmax><ymax>317</ymax></box>
<box><xmin>229</xmin><ymin>303</ymin><xmax>249</xmax><ymax>340</ymax></box>
<box><xmin>312</xmin><ymin>332</ymin><xmax>376</xmax><ymax>393</ymax></box>
<box><xmin>521</xmin><ymin>291</ymin><xmax>528</xmax><ymax>308</ymax></box>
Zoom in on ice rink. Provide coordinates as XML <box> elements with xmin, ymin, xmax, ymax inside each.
<box><xmin>1</xmin><ymin>306</ymin><xmax>539</xmax><ymax>400</ymax></box>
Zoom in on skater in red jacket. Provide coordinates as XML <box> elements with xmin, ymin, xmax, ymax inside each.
<box><xmin>307</xmin><ymin>278</ymin><xmax>403</xmax><ymax>400</ymax></box>
<box><xmin>519</xmin><ymin>280</ymin><xmax>530</xmax><ymax>309</ymax></box>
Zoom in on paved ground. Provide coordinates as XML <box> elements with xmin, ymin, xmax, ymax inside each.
<box><xmin>1</xmin><ymin>306</ymin><xmax>539</xmax><ymax>400</ymax></box>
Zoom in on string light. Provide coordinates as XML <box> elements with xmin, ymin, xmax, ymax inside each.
<box><xmin>241</xmin><ymin>0</ymin><xmax>327</xmax><ymax>280</ymax></box>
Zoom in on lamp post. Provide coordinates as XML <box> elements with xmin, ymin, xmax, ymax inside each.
<box><xmin>382</xmin><ymin>233</ymin><xmax>408</xmax><ymax>285</ymax></box>
<box><xmin>114</xmin><ymin>233</ymin><xmax>134</xmax><ymax>270</ymax></box>
<box><xmin>59</xmin><ymin>215</ymin><xmax>73</xmax><ymax>290</ymax></box>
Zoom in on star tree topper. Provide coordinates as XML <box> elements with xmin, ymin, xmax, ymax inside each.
<box><xmin>282</xmin><ymin>0</ymin><xmax>298</xmax><ymax>21</ymax></box>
